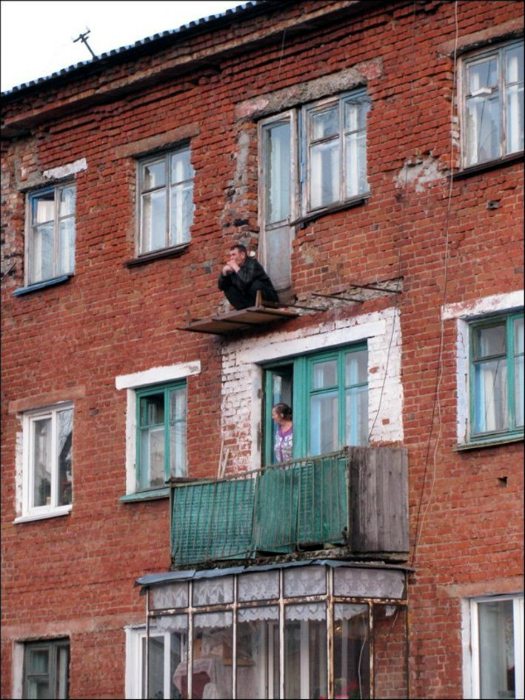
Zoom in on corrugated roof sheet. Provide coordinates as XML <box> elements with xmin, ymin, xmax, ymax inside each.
<box><xmin>2</xmin><ymin>1</ymin><xmax>258</xmax><ymax>97</ymax></box>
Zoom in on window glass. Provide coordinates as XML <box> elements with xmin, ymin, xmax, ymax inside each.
<box><xmin>57</xmin><ymin>409</ymin><xmax>73</xmax><ymax>506</ymax></box>
<box><xmin>310</xmin><ymin>139</ymin><xmax>340</xmax><ymax>209</ymax></box>
<box><xmin>265</xmin><ymin>121</ymin><xmax>291</xmax><ymax>224</ymax></box>
<box><xmin>284</xmin><ymin>604</ymin><xmax>327</xmax><ymax>699</ymax></box>
<box><xmin>311</xmin><ymin>106</ymin><xmax>339</xmax><ymax>139</ymax></box>
<box><xmin>193</xmin><ymin>612</ymin><xmax>233</xmax><ymax>699</ymax></box>
<box><xmin>514</xmin><ymin>317</ymin><xmax>524</xmax><ymax>427</ymax></box>
<box><xmin>33</xmin><ymin>417</ymin><xmax>52</xmax><ymax>507</ymax></box>
<box><xmin>237</xmin><ymin>607</ymin><xmax>279</xmax><ymax>699</ymax></box>
<box><xmin>334</xmin><ymin>604</ymin><xmax>370</xmax><ymax>700</ymax></box>
<box><xmin>506</xmin><ymin>45</ymin><xmax>524</xmax><ymax>154</ymax></box>
<box><xmin>142</xmin><ymin>160</ymin><xmax>165</xmax><ymax>190</ymax></box>
<box><xmin>478</xmin><ymin>600</ymin><xmax>516</xmax><ymax>699</ymax></box>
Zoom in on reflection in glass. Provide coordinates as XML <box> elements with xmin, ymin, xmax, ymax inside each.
<box><xmin>514</xmin><ymin>317</ymin><xmax>524</xmax><ymax>427</ymax></box>
<box><xmin>33</xmin><ymin>418</ymin><xmax>51</xmax><ymax>507</ymax></box>
<box><xmin>191</xmin><ymin>611</ymin><xmax>233</xmax><ymax>699</ymax></box>
<box><xmin>334</xmin><ymin>604</ymin><xmax>370</xmax><ymax>700</ymax></box>
<box><xmin>237</xmin><ymin>607</ymin><xmax>279</xmax><ymax>699</ymax></box>
<box><xmin>478</xmin><ymin>600</ymin><xmax>516</xmax><ymax>700</ymax></box>
<box><xmin>57</xmin><ymin>409</ymin><xmax>73</xmax><ymax>506</ymax></box>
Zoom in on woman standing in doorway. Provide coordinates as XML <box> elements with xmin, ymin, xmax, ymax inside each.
<box><xmin>272</xmin><ymin>403</ymin><xmax>293</xmax><ymax>463</ymax></box>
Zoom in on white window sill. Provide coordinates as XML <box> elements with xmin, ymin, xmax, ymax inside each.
<box><xmin>14</xmin><ymin>505</ymin><xmax>72</xmax><ymax>524</ymax></box>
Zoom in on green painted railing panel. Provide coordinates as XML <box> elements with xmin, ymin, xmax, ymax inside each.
<box><xmin>171</xmin><ymin>476</ymin><xmax>256</xmax><ymax>566</ymax></box>
<box><xmin>254</xmin><ymin>454</ymin><xmax>349</xmax><ymax>552</ymax></box>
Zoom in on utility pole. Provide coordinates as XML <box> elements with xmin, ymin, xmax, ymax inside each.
<box><xmin>73</xmin><ymin>29</ymin><xmax>96</xmax><ymax>59</ymax></box>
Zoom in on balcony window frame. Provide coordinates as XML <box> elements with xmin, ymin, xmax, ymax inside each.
<box><xmin>468</xmin><ymin>311</ymin><xmax>524</xmax><ymax>445</ymax></box>
<box><xmin>135</xmin><ymin>382</ymin><xmax>187</xmax><ymax>494</ymax></box>
<box><xmin>26</xmin><ymin>183</ymin><xmax>76</xmax><ymax>286</ymax></box>
<box><xmin>263</xmin><ymin>343</ymin><xmax>368</xmax><ymax>465</ymax></box>
<box><xmin>137</xmin><ymin>145</ymin><xmax>195</xmax><ymax>256</ymax></box>
<box><xmin>22</xmin><ymin>638</ymin><xmax>70</xmax><ymax>699</ymax></box>
<box><xmin>20</xmin><ymin>403</ymin><xmax>73</xmax><ymax>520</ymax></box>
<box><xmin>460</xmin><ymin>40</ymin><xmax>524</xmax><ymax>170</ymax></box>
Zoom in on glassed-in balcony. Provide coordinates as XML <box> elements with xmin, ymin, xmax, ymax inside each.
<box><xmin>170</xmin><ymin>447</ymin><xmax>408</xmax><ymax>568</ymax></box>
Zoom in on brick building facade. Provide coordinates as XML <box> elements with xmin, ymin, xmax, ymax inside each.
<box><xmin>1</xmin><ymin>1</ymin><xmax>523</xmax><ymax>698</ymax></box>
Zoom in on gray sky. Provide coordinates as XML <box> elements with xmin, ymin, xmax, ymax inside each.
<box><xmin>1</xmin><ymin>1</ymin><xmax>244</xmax><ymax>92</ymax></box>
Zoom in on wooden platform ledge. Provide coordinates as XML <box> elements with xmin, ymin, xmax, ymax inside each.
<box><xmin>179</xmin><ymin>292</ymin><xmax>299</xmax><ymax>335</ymax></box>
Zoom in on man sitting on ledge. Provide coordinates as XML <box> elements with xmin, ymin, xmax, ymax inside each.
<box><xmin>218</xmin><ymin>243</ymin><xmax>279</xmax><ymax>310</ymax></box>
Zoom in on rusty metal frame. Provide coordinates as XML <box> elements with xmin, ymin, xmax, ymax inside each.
<box><xmin>144</xmin><ymin>566</ymin><xmax>409</xmax><ymax>699</ymax></box>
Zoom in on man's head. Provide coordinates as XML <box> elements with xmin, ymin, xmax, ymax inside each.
<box><xmin>228</xmin><ymin>244</ymin><xmax>247</xmax><ymax>267</ymax></box>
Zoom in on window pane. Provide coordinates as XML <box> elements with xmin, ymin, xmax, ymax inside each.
<box><xmin>237</xmin><ymin>608</ymin><xmax>279</xmax><ymax>699</ymax></box>
<box><xmin>312</xmin><ymin>360</ymin><xmax>337</xmax><ymax>389</ymax></box>
<box><xmin>193</xmin><ymin>612</ymin><xmax>233</xmax><ymax>699</ymax></box>
<box><xmin>345</xmin><ymin>130</ymin><xmax>368</xmax><ymax>197</ymax></box>
<box><xmin>346</xmin><ymin>385</ymin><xmax>368</xmax><ymax>446</ymax></box>
<box><xmin>143</xmin><ymin>636</ymin><xmax>164</xmax><ymax>700</ymax></box>
<box><xmin>33</xmin><ymin>418</ymin><xmax>52</xmax><ymax>507</ymax></box>
<box><xmin>140</xmin><ymin>393</ymin><xmax>164</xmax><ymax>426</ymax></box>
<box><xmin>32</xmin><ymin>223</ymin><xmax>54</xmax><ymax>283</ymax></box>
<box><xmin>310</xmin><ymin>140</ymin><xmax>339</xmax><ymax>209</ymax></box>
<box><xmin>141</xmin><ymin>190</ymin><xmax>167</xmax><ymax>252</ymax></box>
<box><xmin>28</xmin><ymin>649</ymin><xmax>49</xmax><ymax>674</ymax></box>
<box><xmin>345</xmin><ymin>350</ymin><xmax>367</xmax><ymax>386</ymax></box>
<box><xmin>27</xmin><ymin>679</ymin><xmax>50</xmax><ymax>699</ymax></box>
<box><xmin>310</xmin><ymin>392</ymin><xmax>339</xmax><ymax>455</ymax></box>
<box><xmin>57</xmin><ymin>409</ymin><xmax>73</xmax><ymax>506</ymax></box>
<box><xmin>142</xmin><ymin>160</ymin><xmax>165</xmax><ymax>190</ymax></box>
<box><xmin>58</xmin><ymin>219</ymin><xmax>75</xmax><ymax>275</ymax></box>
<box><xmin>169</xmin><ymin>387</ymin><xmax>187</xmax><ymax>478</ymax></box>
<box><xmin>475</xmin><ymin>324</ymin><xmax>506</xmax><ymax>358</ymax></box>
<box><xmin>506</xmin><ymin>83</ymin><xmax>524</xmax><ymax>155</ymax></box>
<box><xmin>32</xmin><ymin>191</ymin><xmax>55</xmax><ymax>224</ymax></box>
<box><xmin>56</xmin><ymin>645</ymin><xmax>69</xmax><ymax>699</ymax></box>
<box><xmin>59</xmin><ymin>186</ymin><xmax>75</xmax><ymax>217</ymax></box>
<box><xmin>344</xmin><ymin>98</ymin><xmax>369</xmax><ymax>132</ymax></box>
<box><xmin>140</xmin><ymin>426</ymin><xmax>165</xmax><ymax>489</ymax></box>
<box><xmin>169</xmin><ymin>181</ymin><xmax>194</xmax><ymax>245</ymax></box>
<box><xmin>505</xmin><ymin>45</ymin><xmax>524</xmax><ymax>154</ymax></box>
<box><xmin>474</xmin><ymin>359</ymin><xmax>508</xmax><ymax>433</ymax></box>
<box><xmin>170</xmin><ymin>149</ymin><xmax>194</xmax><ymax>184</ymax></box>
<box><xmin>284</xmin><ymin>605</ymin><xmax>327</xmax><ymax>700</ymax></box>
<box><xmin>265</xmin><ymin>121</ymin><xmax>291</xmax><ymax>224</ymax></box>
<box><xmin>334</xmin><ymin>604</ymin><xmax>370</xmax><ymax>700</ymax></box>
<box><xmin>311</xmin><ymin>106</ymin><xmax>338</xmax><ymax>139</ymax></box>
<box><xmin>515</xmin><ymin>317</ymin><xmax>524</xmax><ymax>427</ymax></box>
<box><xmin>478</xmin><ymin>600</ymin><xmax>516</xmax><ymax>700</ymax></box>
<box><xmin>468</xmin><ymin>57</ymin><xmax>498</xmax><ymax>93</ymax></box>
<box><xmin>465</xmin><ymin>94</ymin><xmax>500</xmax><ymax>165</ymax></box>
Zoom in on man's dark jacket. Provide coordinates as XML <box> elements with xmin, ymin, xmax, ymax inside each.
<box><xmin>218</xmin><ymin>257</ymin><xmax>279</xmax><ymax>306</ymax></box>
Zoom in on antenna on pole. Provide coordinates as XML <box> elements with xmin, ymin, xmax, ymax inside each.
<box><xmin>73</xmin><ymin>28</ymin><xmax>97</xmax><ymax>59</ymax></box>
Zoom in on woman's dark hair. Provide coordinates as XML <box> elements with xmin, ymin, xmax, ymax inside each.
<box><xmin>273</xmin><ymin>402</ymin><xmax>292</xmax><ymax>420</ymax></box>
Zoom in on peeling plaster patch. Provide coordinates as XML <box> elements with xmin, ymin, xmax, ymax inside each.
<box><xmin>442</xmin><ymin>290</ymin><xmax>524</xmax><ymax>320</ymax></box>
<box><xmin>220</xmin><ymin>307</ymin><xmax>403</xmax><ymax>473</ymax></box>
<box><xmin>235</xmin><ymin>60</ymin><xmax>382</xmax><ymax>121</ymax></box>
<box><xmin>395</xmin><ymin>156</ymin><xmax>448</xmax><ymax>192</ymax></box>
<box><xmin>43</xmin><ymin>157</ymin><xmax>87</xmax><ymax>180</ymax></box>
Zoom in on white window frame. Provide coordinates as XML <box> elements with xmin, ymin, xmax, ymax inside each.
<box><xmin>460</xmin><ymin>40</ymin><xmax>524</xmax><ymax>168</ymax></box>
<box><xmin>442</xmin><ymin>290</ymin><xmax>524</xmax><ymax>447</ymax></box>
<box><xmin>125</xmin><ymin>625</ymin><xmax>181</xmax><ymax>700</ymax></box>
<box><xmin>116</xmin><ymin>362</ymin><xmax>201</xmax><ymax>496</ymax></box>
<box><xmin>137</xmin><ymin>144</ymin><xmax>195</xmax><ymax>255</ymax></box>
<box><xmin>462</xmin><ymin>595</ymin><xmax>524</xmax><ymax>699</ymax></box>
<box><xmin>15</xmin><ymin>402</ymin><xmax>73</xmax><ymax>523</ymax></box>
<box><xmin>25</xmin><ymin>183</ymin><xmax>76</xmax><ymax>286</ymax></box>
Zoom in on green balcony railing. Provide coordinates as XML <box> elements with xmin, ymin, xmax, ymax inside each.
<box><xmin>170</xmin><ymin>446</ymin><xmax>408</xmax><ymax>568</ymax></box>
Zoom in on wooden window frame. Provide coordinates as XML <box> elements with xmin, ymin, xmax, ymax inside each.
<box><xmin>135</xmin><ymin>382</ymin><xmax>187</xmax><ymax>493</ymax></box>
<box><xmin>26</xmin><ymin>183</ymin><xmax>76</xmax><ymax>286</ymax></box>
<box><xmin>137</xmin><ymin>144</ymin><xmax>195</xmax><ymax>256</ymax></box>
<box><xmin>23</xmin><ymin>638</ymin><xmax>70</xmax><ymax>699</ymax></box>
<box><xmin>468</xmin><ymin>311</ymin><xmax>524</xmax><ymax>444</ymax></box>
<box><xmin>460</xmin><ymin>40</ymin><xmax>524</xmax><ymax>169</ymax></box>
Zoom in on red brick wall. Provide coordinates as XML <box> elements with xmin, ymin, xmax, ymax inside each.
<box><xmin>1</xmin><ymin>1</ymin><xmax>523</xmax><ymax>698</ymax></box>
